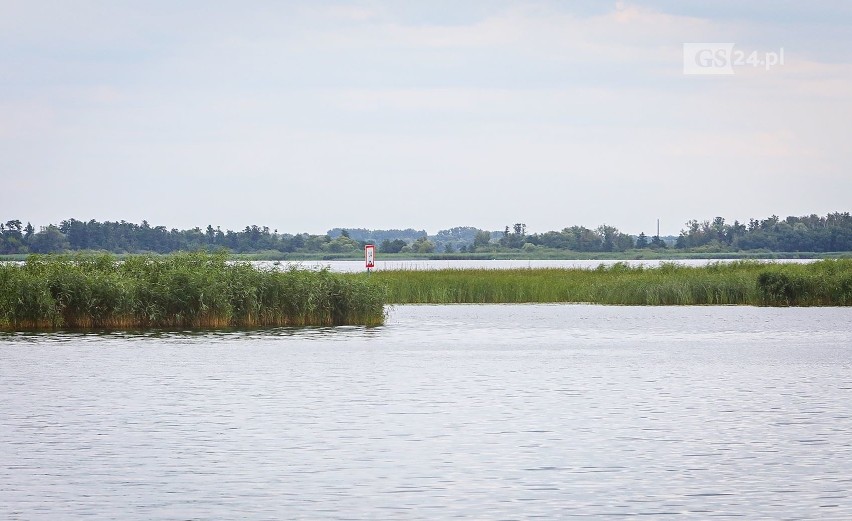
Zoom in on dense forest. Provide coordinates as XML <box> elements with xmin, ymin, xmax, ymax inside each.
<box><xmin>1</xmin><ymin>212</ymin><xmax>851</xmax><ymax>256</ymax></box>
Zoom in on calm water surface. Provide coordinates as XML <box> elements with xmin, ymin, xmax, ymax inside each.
<box><xmin>2</xmin><ymin>305</ymin><xmax>851</xmax><ymax>520</ymax></box>
<box><xmin>256</xmin><ymin>258</ymin><xmax>819</xmax><ymax>272</ymax></box>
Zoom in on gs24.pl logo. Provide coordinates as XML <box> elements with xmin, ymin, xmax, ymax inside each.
<box><xmin>683</xmin><ymin>43</ymin><xmax>785</xmax><ymax>75</ymax></box>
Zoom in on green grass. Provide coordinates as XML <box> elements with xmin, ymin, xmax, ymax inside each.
<box><xmin>375</xmin><ymin>260</ymin><xmax>852</xmax><ymax>306</ymax></box>
<box><xmin>0</xmin><ymin>252</ymin><xmax>385</xmax><ymax>331</ymax></box>
<box><xmin>3</xmin><ymin>256</ymin><xmax>848</xmax><ymax>331</ymax></box>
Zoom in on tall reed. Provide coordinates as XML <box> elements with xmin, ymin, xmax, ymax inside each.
<box><xmin>376</xmin><ymin>260</ymin><xmax>852</xmax><ymax>306</ymax></box>
<box><xmin>0</xmin><ymin>252</ymin><xmax>385</xmax><ymax>330</ymax></box>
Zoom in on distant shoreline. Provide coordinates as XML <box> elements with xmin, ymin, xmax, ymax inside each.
<box><xmin>2</xmin><ymin>250</ymin><xmax>851</xmax><ymax>263</ymax></box>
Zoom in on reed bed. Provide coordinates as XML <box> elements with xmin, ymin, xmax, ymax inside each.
<box><xmin>376</xmin><ymin>260</ymin><xmax>852</xmax><ymax>306</ymax></box>
<box><xmin>0</xmin><ymin>252</ymin><xmax>385</xmax><ymax>330</ymax></box>
<box><xmin>3</xmin><ymin>257</ymin><xmax>847</xmax><ymax>331</ymax></box>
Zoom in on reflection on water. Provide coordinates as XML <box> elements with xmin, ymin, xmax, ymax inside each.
<box><xmin>2</xmin><ymin>325</ymin><xmax>384</xmax><ymax>344</ymax></box>
<box><xmin>2</xmin><ymin>305</ymin><xmax>851</xmax><ymax>519</ymax></box>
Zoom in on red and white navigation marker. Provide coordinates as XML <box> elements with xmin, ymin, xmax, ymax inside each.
<box><xmin>365</xmin><ymin>244</ymin><xmax>375</xmax><ymax>271</ymax></box>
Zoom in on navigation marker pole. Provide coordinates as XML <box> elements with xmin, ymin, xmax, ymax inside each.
<box><xmin>365</xmin><ymin>244</ymin><xmax>375</xmax><ymax>274</ymax></box>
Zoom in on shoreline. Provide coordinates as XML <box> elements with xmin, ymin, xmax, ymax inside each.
<box><xmin>2</xmin><ymin>251</ymin><xmax>852</xmax><ymax>263</ymax></box>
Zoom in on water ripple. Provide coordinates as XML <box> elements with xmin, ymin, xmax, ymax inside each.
<box><xmin>2</xmin><ymin>304</ymin><xmax>852</xmax><ymax>519</ymax></box>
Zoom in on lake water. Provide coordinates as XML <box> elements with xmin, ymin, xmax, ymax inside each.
<box><xmin>2</xmin><ymin>258</ymin><xmax>820</xmax><ymax>273</ymax></box>
<box><xmin>2</xmin><ymin>304</ymin><xmax>851</xmax><ymax>519</ymax></box>
<box><xmin>256</xmin><ymin>258</ymin><xmax>819</xmax><ymax>272</ymax></box>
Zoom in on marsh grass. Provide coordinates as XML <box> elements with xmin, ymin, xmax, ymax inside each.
<box><xmin>0</xmin><ymin>252</ymin><xmax>385</xmax><ymax>331</ymax></box>
<box><xmin>3</xmin><ymin>257</ymin><xmax>848</xmax><ymax>331</ymax></box>
<box><xmin>377</xmin><ymin>260</ymin><xmax>852</xmax><ymax>306</ymax></box>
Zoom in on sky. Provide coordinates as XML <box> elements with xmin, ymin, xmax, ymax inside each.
<box><xmin>2</xmin><ymin>1</ymin><xmax>851</xmax><ymax>236</ymax></box>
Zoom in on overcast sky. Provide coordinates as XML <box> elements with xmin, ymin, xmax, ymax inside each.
<box><xmin>2</xmin><ymin>1</ymin><xmax>851</xmax><ymax>235</ymax></box>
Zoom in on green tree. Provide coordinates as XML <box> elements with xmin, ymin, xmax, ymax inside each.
<box><xmin>597</xmin><ymin>225</ymin><xmax>617</xmax><ymax>252</ymax></box>
<box><xmin>29</xmin><ymin>226</ymin><xmax>70</xmax><ymax>253</ymax></box>
<box><xmin>500</xmin><ymin>223</ymin><xmax>527</xmax><ymax>248</ymax></box>
<box><xmin>380</xmin><ymin>239</ymin><xmax>406</xmax><ymax>253</ymax></box>
<box><xmin>24</xmin><ymin>222</ymin><xmax>35</xmax><ymax>241</ymax></box>
<box><xmin>325</xmin><ymin>235</ymin><xmax>359</xmax><ymax>253</ymax></box>
<box><xmin>473</xmin><ymin>230</ymin><xmax>492</xmax><ymax>250</ymax></box>
<box><xmin>412</xmin><ymin>236</ymin><xmax>435</xmax><ymax>253</ymax></box>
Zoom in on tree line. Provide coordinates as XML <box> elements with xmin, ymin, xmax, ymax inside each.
<box><xmin>1</xmin><ymin>212</ymin><xmax>851</xmax><ymax>255</ymax></box>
